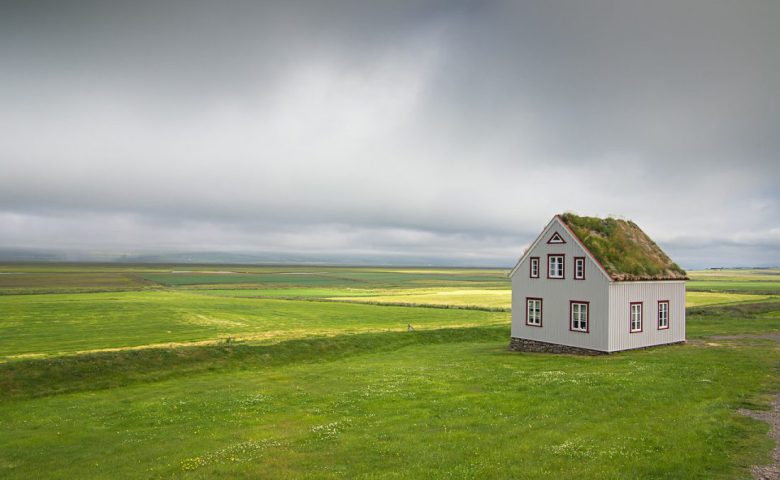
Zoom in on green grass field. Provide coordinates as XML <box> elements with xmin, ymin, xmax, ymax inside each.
<box><xmin>687</xmin><ymin>269</ymin><xmax>780</xmax><ymax>294</ymax></box>
<box><xmin>0</xmin><ymin>264</ymin><xmax>779</xmax><ymax>478</ymax></box>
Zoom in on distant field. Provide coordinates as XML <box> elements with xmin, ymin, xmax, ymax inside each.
<box><xmin>688</xmin><ymin>269</ymin><xmax>780</xmax><ymax>294</ymax></box>
<box><xmin>2</xmin><ymin>265</ymin><xmax>778</xmax><ymax>310</ymax></box>
<box><xmin>142</xmin><ymin>269</ymin><xmax>508</xmax><ymax>289</ymax></box>
<box><xmin>0</xmin><ymin>272</ymin><xmax>154</xmax><ymax>293</ymax></box>
<box><xmin>0</xmin><ymin>291</ymin><xmax>507</xmax><ymax>359</ymax></box>
<box><xmin>687</xmin><ymin>280</ymin><xmax>780</xmax><ymax>294</ymax></box>
<box><xmin>197</xmin><ymin>288</ymin><xmax>382</xmax><ymax>298</ymax></box>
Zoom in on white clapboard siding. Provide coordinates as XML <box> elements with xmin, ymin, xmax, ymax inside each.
<box><xmin>607</xmin><ymin>281</ymin><xmax>686</xmax><ymax>352</ymax></box>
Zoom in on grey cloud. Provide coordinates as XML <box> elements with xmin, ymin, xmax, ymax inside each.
<box><xmin>0</xmin><ymin>0</ymin><xmax>778</xmax><ymax>267</ymax></box>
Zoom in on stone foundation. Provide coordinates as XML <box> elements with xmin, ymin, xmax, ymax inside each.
<box><xmin>509</xmin><ymin>337</ymin><xmax>605</xmax><ymax>355</ymax></box>
<box><xmin>509</xmin><ymin>337</ymin><xmax>687</xmax><ymax>355</ymax></box>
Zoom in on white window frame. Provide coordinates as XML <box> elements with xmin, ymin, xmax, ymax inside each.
<box><xmin>547</xmin><ymin>255</ymin><xmax>564</xmax><ymax>279</ymax></box>
<box><xmin>570</xmin><ymin>301</ymin><xmax>589</xmax><ymax>332</ymax></box>
<box><xmin>530</xmin><ymin>257</ymin><xmax>539</xmax><ymax>278</ymax></box>
<box><xmin>526</xmin><ymin>298</ymin><xmax>542</xmax><ymax>327</ymax></box>
<box><xmin>630</xmin><ymin>302</ymin><xmax>643</xmax><ymax>333</ymax></box>
<box><xmin>658</xmin><ymin>301</ymin><xmax>669</xmax><ymax>330</ymax></box>
<box><xmin>574</xmin><ymin>257</ymin><xmax>585</xmax><ymax>280</ymax></box>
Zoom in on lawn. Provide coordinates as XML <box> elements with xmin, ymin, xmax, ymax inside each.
<box><xmin>0</xmin><ymin>325</ymin><xmax>776</xmax><ymax>479</ymax></box>
<box><xmin>0</xmin><ymin>264</ymin><xmax>779</xmax><ymax>478</ymax></box>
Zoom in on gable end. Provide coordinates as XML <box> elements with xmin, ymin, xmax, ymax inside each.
<box><xmin>508</xmin><ymin>216</ymin><xmax>612</xmax><ymax>281</ymax></box>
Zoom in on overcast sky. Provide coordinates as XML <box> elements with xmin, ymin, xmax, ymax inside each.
<box><xmin>1</xmin><ymin>0</ymin><xmax>778</xmax><ymax>267</ymax></box>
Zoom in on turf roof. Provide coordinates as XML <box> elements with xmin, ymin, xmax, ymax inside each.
<box><xmin>559</xmin><ymin>213</ymin><xmax>688</xmax><ymax>281</ymax></box>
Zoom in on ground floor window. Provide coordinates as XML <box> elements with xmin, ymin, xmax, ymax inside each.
<box><xmin>570</xmin><ymin>301</ymin><xmax>589</xmax><ymax>332</ymax></box>
<box><xmin>658</xmin><ymin>301</ymin><xmax>669</xmax><ymax>329</ymax></box>
<box><xmin>526</xmin><ymin>298</ymin><xmax>542</xmax><ymax>326</ymax></box>
<box><xmin>630</xmin><ymin>302</ymin><xmax>643</xmax><ymax>332</ymax></box>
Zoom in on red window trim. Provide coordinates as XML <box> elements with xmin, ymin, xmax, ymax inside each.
<box><xmin>630</xmin><ymin>302</ymin><xmax>643</xmax><ymax>333</ymax></box>
<box><xmin>547</xmin><ymin>254</ymin><xmax>565</xmax><ymax>280</ymax></box>
<box><xmin>657</xmin><ymin>300</ymin><xmax>670</xmax><ymax>330</ymax></box>
<box><xmin>569</xmin><ymin>300</ymin><xmax>590</xmax><ymax>333</ymax></box>
<box><xmin>546</xmin><ymin>231</ymin><xmax>567</xmax><ymax>244</ymax></box>
<box><xmin>525</xmin><ymin>297</ymin><xmax>543</xmax><ymax>327</ymax></box>
<box><xmin>529</xmin><ymin>257</ymin><xmax>540</xmax><ymax>279</ymax></box>
<box><xmin>573</xmin><ymin>256</ymin><xmax>585</xmax><ymax>280</ymax></box>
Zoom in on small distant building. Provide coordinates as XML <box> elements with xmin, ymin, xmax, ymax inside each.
<box><xmin>509</xmin><ymin>213</ymin><xmax>687</xmax><ymax>354</ymax></box>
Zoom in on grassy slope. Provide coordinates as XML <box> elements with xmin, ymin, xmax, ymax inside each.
<box><xmin>0</xmin><ymin>327</ymin><xmax>776</xmax><ymax>479</ymax></box>
<box><xmin>687</xmin><ymin>302</ymin><xmax>780</xmax><ymax>338</ymax></box>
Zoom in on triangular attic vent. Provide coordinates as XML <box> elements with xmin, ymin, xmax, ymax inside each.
<box><xmin>547</xmin><ymin>231</ymin><xmax>566</xmax><ymax>244</ymax></box>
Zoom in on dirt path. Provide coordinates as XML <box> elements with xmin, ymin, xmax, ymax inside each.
<box><xmin>739</xmin><ymin>395</ymin><xmax>780</xmax><ymax>480</ymax></box>
<box><xmin>722</xmin><ymin>333</ymin><xmax>780</xmax><ymax>479</ymax></box>
<box><xmin>701</xmin><ymin>332</ymin><xmax>780</xmax><ymax>480</ymax></box>
<box><xmin>713</xmin><ymin>333</ymin><xmax>780</xmax><ymax>343</ymax></box>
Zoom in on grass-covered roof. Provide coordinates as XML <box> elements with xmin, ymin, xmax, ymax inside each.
<box><xmin>559</xmin><ymin>213</ymin><xmax>688</xmax><ymax>281</ymax></box>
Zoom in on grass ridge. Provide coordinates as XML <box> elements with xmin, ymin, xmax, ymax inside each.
<box><xmin>0</xmin><ymin>325</ymin><xmax>509</xmax><ymax>402</ymax></box>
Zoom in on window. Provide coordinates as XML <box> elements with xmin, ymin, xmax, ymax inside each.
<box><xmin>574</xmin><ymin>257</ymin><xmax>585</xmax><ymax>280</ymax></box>
<box><xmin>630</xmin><ymin>302</ymin><xmax>643</xmax><ymax>333</ymax></box>
<box><xmin>570</xmin><ymin>301</ymin><xmax>589</xmax><ymax>332</ymax></box>
<box><xmin>547</xmin><ymin>254</ymin><xmax>564</xmax><ymax>279</ymax></box>
<box><xmin>530</xmin><ymin>257</ymin><xmax>540</xmax><ymax>278</ymax></box>
<box><xmin>658</xmin><ymin>301</ymin><xmax>669</xmax><ymax>329</ymax></box>
<box><xmin>526</xmin><ymin>298</ymin><xmax>542</xmax><ymax>326</ymax></box>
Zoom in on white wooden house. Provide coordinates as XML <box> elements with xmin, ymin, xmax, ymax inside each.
<box><xmin>509</xmin><ymin>214</ymin><xmax>687</xmax><ymax>354</ymax></box>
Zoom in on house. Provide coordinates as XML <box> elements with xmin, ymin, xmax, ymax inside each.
<box><xmin>509</xmin><ymin>213</ymin><xmax>687</xmax><ymax>354</ymax></box>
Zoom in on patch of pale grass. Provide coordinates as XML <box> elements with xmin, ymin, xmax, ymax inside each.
<box><xmin>332</xmin><ymin>288</ymin><xmax>512</xmax><ymax>309</ymax></box>
<box><xmin>685</xmin><ymin>291</ymin><xmax>776</xmax><ymax>307</ymax></box>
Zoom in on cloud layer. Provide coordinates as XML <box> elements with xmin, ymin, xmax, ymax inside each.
<box><xmin>1</xmin><ymin>1</ymin><xmax>778</xmax><ymax>267</ymax></box>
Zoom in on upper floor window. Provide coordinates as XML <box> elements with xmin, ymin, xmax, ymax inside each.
<box><xmin>630</xmin><ymin>302</ymin><xmax>643</xmax><ymax>333</ymax></box>
<box><xmin>526</xmin><ymin>298</ymin><xmax>542</xmax><ymax>326</ymax></box>
<box><xmin>548</xmin><ymin>255</ymin><xmax>564</xmax><ymax>279</ymax></box>
<box><xmin>570</xmin><ymin>301</ymin><xmax>589</xmax><ymax>332</ymax></box>
<box><xmin>574</xmin><ymin>257</ymin><xmax>585</xmax><ymax>280</ymax></box>
<box><xmin>530</xmin><ymin>257</ymin><xmax>540</xmax><ymax>278</ymax></box>
<box><xmin>658</xmin><ymin>301</ymin><xmax>669</xmax><ymax>329</ymax></box>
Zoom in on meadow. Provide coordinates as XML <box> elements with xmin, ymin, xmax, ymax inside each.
<box><xmin>1</xmin><ymin>264</ymin><xmax>779</xmax><ymax>478</ymax></box>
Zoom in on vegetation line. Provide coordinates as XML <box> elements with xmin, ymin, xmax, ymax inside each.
<box><xmin>687</xmin><ymin>300</ymin><xmax>780</xmax><ymax>316</ymax></box>
<box><xmin>308</xmin><ymin>297</ymin><xmax>511</xmax><ymax>312</ymax></box>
